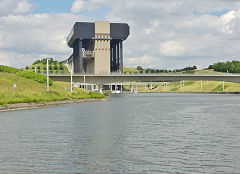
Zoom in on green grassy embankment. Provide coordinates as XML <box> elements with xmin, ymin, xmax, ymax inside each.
<box><xmin>123</xmin><ymin>69</ymin><xmax>240</xmax><ymax>93</ymax></box>
<box><xmin>0</xmin><ymin>65</ymin><xmax>104</xmax><ymax>107</ymax></box>
<box><xmin>123</xmin><ymin>66</ymin><xmax>139</xmax><ymax>73</ymax></box>
<box><xmin>124</xmin><ymin>80</ymin><xmax>240</xmax><ymax>93</ymax></box>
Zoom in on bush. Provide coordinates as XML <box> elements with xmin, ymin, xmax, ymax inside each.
<box><xmin>25</xmin><ymin>66</ymin><xmax>29</xmax><ymax>70</ymax></box>
<box><xmin>59</xmin><ymin>65</ymin><xmax>64</xmax><ymax>70</ymax></box>
<box><xmin>0</xmin><ymin>65</ymin><xmax>52</xmax><ymax>85</ymax></box>
<box><xmin>54</xmin><ymin>65</ymin><xmax>58</xmax><ymax>70</ymax></box>
<box><xmin>32</xmin><ymin>60</ymin><xmax>41</xmax><ymax>65</ymax></box>
<box><xmin>136</xmin><ymin>66</ymin><xmax>143</xmax><ymax>71</ymax></box>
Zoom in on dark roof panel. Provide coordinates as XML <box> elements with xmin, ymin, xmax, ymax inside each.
<box><xmin>110</xmin><ymin>23</ymin><xmax>130</xmax><ymax>40</ymax></box>
<box><xmin>67</xmin><ymin>22</ymin><xmax>130</xmax><ymax>47</ymax></box>
<box><xmin>74</xmin><ymin>22</ymin><xmax>95</xmax><ymax>39</ymax></box>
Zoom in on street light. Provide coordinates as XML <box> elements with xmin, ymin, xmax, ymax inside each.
<box><xmin>70</xmin><ymin>66</ymin><xmax>73</xmax><ymax>93</ymax></box>
<box><xmin>47</xmin><ymin>58</ymin><xmax>49</xmax><ymax>92</ymax></box>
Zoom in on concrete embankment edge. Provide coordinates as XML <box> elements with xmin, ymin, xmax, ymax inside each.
<box><xmin>0</xmin><ymin>98</ymin><xmax>106</xmax><ymax>112</ymax></box>
<box><xmin>135</xmin><ymin>92</ymin><xmax>240</xmax><ymax>94</ymax></box>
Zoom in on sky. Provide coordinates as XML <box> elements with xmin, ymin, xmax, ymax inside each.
<box><xmin>1</xmin><ymin>0</ymin><xmax>240</xmax><ymax>69</ymax></box>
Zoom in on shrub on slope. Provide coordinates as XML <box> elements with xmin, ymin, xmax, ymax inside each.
<box><xmin>0</xmin><ymin>65</ymin><xmax>52</xmax><ymax>85</ymax></box>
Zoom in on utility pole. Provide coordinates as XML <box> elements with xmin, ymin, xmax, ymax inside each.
<box><xmin>84</xmin><ymin>75</ymin><xmax>86</xmax><ymax>91</ymax></box>
<box><xmin>70</xmin><ymin>68</ymin><xmax>73</xmax><ymax>93</ymax></box>
<box><xmin>47</xmin><ymin>58</ymin><xmax>49</xmax><ymax>92</ymax></box>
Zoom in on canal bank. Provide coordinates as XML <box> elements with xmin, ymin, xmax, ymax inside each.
<box><xmin>0</xmin><ymin>68</ymin><xmax>105</xmax><ymax>110</ymax></box>
<box><xmin>0</xmin><ymin>98</ymin><xmax>106</xmax><ymax>112</ymax></box>
<box><xmin>135</xmin><ymin>91</ymin><xmax>240</xmax><ymax>94</ymax></box>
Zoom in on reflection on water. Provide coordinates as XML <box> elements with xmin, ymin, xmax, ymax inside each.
<box><xmin>0</xmin><ymin>93</ymin><xmax>240</xmax><ymax>173</ymax></box>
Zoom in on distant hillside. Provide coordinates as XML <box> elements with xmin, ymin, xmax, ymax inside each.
<box><xmin>24</xmin><ymin>58</ymin><xmax>69</xmax><ymax>74</ymax></box>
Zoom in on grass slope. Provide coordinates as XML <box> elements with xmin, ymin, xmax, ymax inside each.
<box><xmin>123</xmin><ymin>66</ymin><xmax>139</xmax><ymax>73</ymax></box>
<box><xmin>194</xmin><ymin>69</ymin><xmax>225</xmax><ymax>74</ymax></box>
<box><xmin>0</xmin><ymin>72</ymin><xmax>104</xmax><ymax>106</ymax></box>
<box><xmin>124</xmin><ymin>80</ymin><xmax>240</xmax><ymax>93</ymax></box>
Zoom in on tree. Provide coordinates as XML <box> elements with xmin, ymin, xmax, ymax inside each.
<box><xmin>32</xmin><ymin>67</ymin><xmax>35</xmax><ymax>70</ymax></box>
<box><xmin>42</xmin><ymin>59</ymin><xmax>47</xmax><ymax>65</ymax></box>
<box><xmin>59</xmin><ymin>65</ymin><xmax>64</xmax><ymax>70</ymax></box>
<box><xmin>49</xmin><ymin>65</ymin><xmax>53</xmax><ymax>70</ymax></box>
<box><xmin>136</xmin><ymin>66</ymin><xmax>143</xmax><ymax>71</ymax></box>
<box><xmin>25</xmin><ymin>66</ymin><xmax>29</xmax><ymax>70</ymax></box>
<box><xmin>54</xmin><ymin>65</ymin><xmax>58</xmax><ymax>70</ymax></box>
<box><xmin>43</xmin><ymin>66</ymin><xmax>46</xmax><ymax>70</ymax></box>
<box><xmin>208</xmin><ymin>65</ymin><xmax>213</xmax><ymax>69</ymax></box>
<box><xmin>32</xmin><ymin>60</ymin><xmax>41</xmax><ymax>65</ymax></box>
<box><xmin>49</xmin><ymin>58</ymin><xmax>54</xmax><ymax>64</ymax></box>
<box><xmin>37</xmin><ymin>66</ymin><xmax>40</xmax><ymax>70</ymax></box>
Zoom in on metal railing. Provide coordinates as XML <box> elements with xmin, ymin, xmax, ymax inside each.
<box><xmin>48</xmin><ymin>72</ymin><xmax>240</xmax><ymax>76</ymax></box>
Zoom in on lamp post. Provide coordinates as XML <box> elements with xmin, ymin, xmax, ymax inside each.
<box><xmin>70</xmin><ymin>67</ymin><xmax>73</xmax><ymax>93</ymax></box>
<box><xmin>47</xmin><ymin>58</ymin><xmax>49</xmax><ymax>92</ymax></box>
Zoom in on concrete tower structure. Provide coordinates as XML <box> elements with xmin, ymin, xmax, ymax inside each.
<box><xmin>65</xmin><ymin>21</ymin><xmax>130</xmax><ymax>74</ymax></box>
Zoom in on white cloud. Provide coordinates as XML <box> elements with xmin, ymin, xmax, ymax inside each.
<box><xmin>0</xmin><ymin>0</ymin><xmax>33</xmax><ymax>16</ymax></box>
<box><xmin>125</xmin><ymin>55</ymin><xmax>160</xmax><ymax>68</ymax></box>
<box><xmin>160</xmin><ymin>40</ymin><xmax>185</xmax><ymax>57</ymax></box>
<box><xmin>71</xmin><ymin>0</ymin><xmax>86</xmax><ymax>13</ymax></box>
<box><xmin>220</xmin><ymin>10</ymin><xmax>236</xmax><ymax>34</ymax></box>
<box><xmin>2</xmin><ymin>0</ymin><xmax>240</xmax><ymax>69</ymax></box>
<box><xmin>14</xmin><ymin>0</ymin><xmax>32</xmax><ymax>14</ymax></box>
<box><xmin>0</xmin><ymin>12</ymin><xmax>89</xmax><ymax>67</ymax></box>
<box><xmin>71</xmin><ymin>0</ymin><xmax>109</xmax><ymax>13</ymax></box>
<box><xmin>102</xmin><ymin>0</ymin><xmax>240</xmax><ymax>68</ymax></box>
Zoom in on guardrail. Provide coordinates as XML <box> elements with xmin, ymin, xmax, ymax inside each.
<box><xmin>48</xmin><ymin>73</ymin><xmax>240</xmax><ymax>76</ymax></box>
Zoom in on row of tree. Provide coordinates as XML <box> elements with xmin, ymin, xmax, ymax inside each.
<box><xmin>136</xmin><ymin>65</ymin><xmax>197</xmax><ymax>73</ymax></box>
<box><xmin>26</xmin><ymin>65</ymin><xmax>64</xmax><ymax>71</ymax></box>
<box><xmin>32</xmin><ymin>58</ymin><xmax>62</xmax><ymax>66</ymax></box>
<box><xmin>208</xmin><ymin>60</ymin><xmax>240</xmax><ymax>73</ymax></box>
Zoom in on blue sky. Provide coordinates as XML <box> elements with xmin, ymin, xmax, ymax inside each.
<box><xmin>29</xmin><ymin>0</ymin><xmax>109</xmax><ymax>20</ymax></box>
<box><xmin>29</xmin><ymin>0</ymin><xmax>74</xmax><ymax>13</ymax></box>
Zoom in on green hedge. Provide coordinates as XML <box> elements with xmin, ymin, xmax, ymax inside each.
<box><xmin>0</xmin><ymin>65</ymin><xmax>52</xmax><ymax>85</ymax></box>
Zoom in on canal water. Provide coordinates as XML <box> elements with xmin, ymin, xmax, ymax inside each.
<box><xmin>0</xmin><ymin>93</ymin><xmax>240</xmax><ymax>174</ymax></box>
